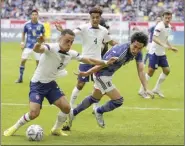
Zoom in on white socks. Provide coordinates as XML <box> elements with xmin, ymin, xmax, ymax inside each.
<box><xmin>52</xmin><ymin>112</ymin><xmax>67</xmax><ymax>130</ymax></box>
<box><xmin>139</xmin><ymin>73</ymin><xmax>151</xmax><ymax>92</ymax></box>
<box><xmin>154</xmin><ymin>73</ymin><xmax>167</xmax><ymax>90</ymax></box>
<box><xmin>14</xmin><ymin>113</ymin><xmax>31</xmax><ymax>129</ymax></box>
<box><xmin>70</xmin><ymin>87</ymin><xmax>80</xmax><ymax>107</ymax></box>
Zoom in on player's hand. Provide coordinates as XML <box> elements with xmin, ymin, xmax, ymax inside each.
<box><xmin>107</xmin><ymin>57</ymin><xmax>118</xmax><ymax>65</ymax></box>
<box><xmin>37</xmin><ymin>36</ymin><xmax>45</xmax><ymax>44</ymax></box>
<box><xmin>74</xmin><ymin>71</ymin><xmax>89</xmax><ymax>77</ymax></box>
<box><xmin>169</xmin><ymin>46</ymin><xmax>178</xmax><ymax>53</ymax></box>
<box><xmin>55</xmin><ymin>21</ymin><xmax>63</xmax><ymax>32</ymax></box>
<box><xmin>144</xmin><ymin>90</ymin><xmax>155</xmax><ymax>99</ymax></box>
<box><xmin>20</xmin><ymin>42</ymin><xmax>25</xmax><ymax>50</ymax></box>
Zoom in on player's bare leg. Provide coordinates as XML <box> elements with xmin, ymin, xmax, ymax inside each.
<box><xmin>4</xmin><ymin>102</ymin><xmax>40</xmax><ymax>136</ymax></box>
<box><xmin>51</xmin><ymin>96</ymin><xmax>70</xmax><ymax>136</ymax></box>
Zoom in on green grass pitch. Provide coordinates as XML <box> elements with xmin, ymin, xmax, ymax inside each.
<box><xmin>1</xmin><ymin>42</ymin><xmax>184</xmax><ymax>145</ymax></box>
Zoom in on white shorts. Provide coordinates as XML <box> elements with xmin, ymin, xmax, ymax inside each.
<box><xmin>93</xmin><ymin>75</ymin><xmax>115</xmax><ymax>94</ymax></box>
<box><xmin>21</xmin><ymin>48</ymin><xmax>40</xmax><ymax>60</ymax></box>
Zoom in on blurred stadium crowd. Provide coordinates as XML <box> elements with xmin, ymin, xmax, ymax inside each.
<box><xmin>1</xmin><ymin>0</ymin><xmax>184</xmax><ymax>21</ymax></box>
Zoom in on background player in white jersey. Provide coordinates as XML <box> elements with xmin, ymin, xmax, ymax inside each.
<box><xmin>16</xmin><ymin>10</ymin><xmax>45</xmax><ymax>83</ymax></box>
<box><xmin>138</xmin><ymin>11</ymin><xmax>178</xmax><ymax>98</ymax></box>
<box><xmin>3</xmin><ymin>29</ymin><xmax>117</xmax><ymax>137</ymax></box>
<box><xmin>55</xmin><ymin>6</ymin><xmax>117</xmax><ymax>108</ymax></box>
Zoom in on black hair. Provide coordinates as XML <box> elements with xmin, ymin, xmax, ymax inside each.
<box><xmin>131</xmin><ymin>31</ymin><xmax>148</xmax><ymax>47</ymax></box>
<box><xmin>31</xmin><ymin>9</ymin><xmax>38</xmax><ymax>14</ymax></box>
<box><xmin>100</xmin><ymin>18</ymin><xmax>109</xmax><ymax>29</ymax></box>
<box><xmin>89</xmin><ymin>6</ymin><xmax>103</xmax><ymax>16</ymax></box>
<box><xmin>162</xmin><ymin>10</ymin><xmax>172</xmax><ymax>16</ymax></box>
<box><xmin>61</xmin><ymin>29</ymin><xmax>75</xmax><ymax>36</ymax></box>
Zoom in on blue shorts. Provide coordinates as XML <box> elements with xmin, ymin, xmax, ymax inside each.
<box><xmin>29</xmin><ymin>81</ymin><xmax>65</xmax><ymax>105</ymax></box>
<box><xmin>78</xmin><ymin>64</ymin><xmax>94</xmax><ymax>82</ymax></box>
<box><xmin>148</xmin><ymin>53</ymin><xmax>169</xmax><ymax>69</ymax></box>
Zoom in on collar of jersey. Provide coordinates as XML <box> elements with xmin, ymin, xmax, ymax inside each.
<box><xmin>58</xmin><ymin>50</ymin><xmax>69</xmax><ymax>55</ymax></box>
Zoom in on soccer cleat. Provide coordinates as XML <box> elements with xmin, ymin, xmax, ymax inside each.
<box><xmin>152</xmin><ymin>89</ymin><xmax>165</xmax><ymax>98</ymax></box>
<box><xmin>62</xmin><ymin>125</ymin><xmax>71</xmax><ymax>131</ymax></box>
<box><xmin>4</xmin><ymin>126</ymin><xmax>18</xmax><ymax>136</ymax></box>
<box><xmin>138</xmin><ymin>91</ymin><xmax>151</xmax><ymax>99</ymax></box>
<box><xmin>94</xmin><ymin>108</ymin><xmax>105</xmax><ymax>128</ymax></box>
<box><xmin>51</xmin><ymin>128</ymin><xmax>68</xmax><ymax>136</ymax></box>
<box><xmin>15</xmin><ymin>78</ymin><xmax>23</xmax><ymax>83</ymax></box>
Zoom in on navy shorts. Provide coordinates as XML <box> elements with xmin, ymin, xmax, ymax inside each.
<box><xmin>148</xmin><ymin>53</ymin><xmax>169</xmax><ymax>69</ymax></box>
<box><xmin>78</xmin><ymin>64</ymin><xmax>94</xmax><ymax>82</ymax></box>
<box><xmin>144</xmin><ymin>53</ymin><xmax>149</xmax><ymax>65</ymax></box>
<box><xmin>29</xmin><ymin>81</ymin><xmax>65</xmax><ymax>105</ymax></box>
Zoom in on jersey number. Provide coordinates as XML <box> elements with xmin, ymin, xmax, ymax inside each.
<box><xmin>57</xmin><ymin>63</ymin><xmax>63</xmax><ymax>70</ymax></box>
<box><xmin>94</xmin><ymin>38</ymin><xmax>97</xmax><ymax>44</ymax></box>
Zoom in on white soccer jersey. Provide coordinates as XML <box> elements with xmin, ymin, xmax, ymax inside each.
<box><xmin>149</xmin><ymin>21</ymin><xmax>172</xmax><ymax>56</ymax></box>
<box><xmin>73</xmin><ymin>23</ymin><xmax>111</xmax><ymax>60</ymax></box>
<box><xmin>31</xmin><ymin>43</ymin><xmax>82</xmax><ymax>83</ymax></box>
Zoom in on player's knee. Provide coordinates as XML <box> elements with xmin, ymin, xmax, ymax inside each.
<box><xmin>77</xmin><ymin>82</ymin><xmax>85</xmax><ymax>90</ymax></box>
<box><xmin>29</xmin><ymin>110</ymin><xmax>40</xmax><ymax>120</ymax></box>
<box><xmin>62</xmin><ymin>104</ymin><xmax>71</xmax><ymax>114</ymax></box>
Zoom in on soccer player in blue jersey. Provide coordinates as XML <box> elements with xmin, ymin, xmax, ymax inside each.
<box><xmin>16</xmin><ymin>10</ymin><xmax>45</xmax><ymax>83</ymax></box>
<box><xmin>143</xmin><ymin>16</ymin><xmax>161</xmax><ymax>65</ymax></box>
<box><xmin>64</xmin><ymin>32</ymin><xmax>154</xmax><ymax>129</ymax></box>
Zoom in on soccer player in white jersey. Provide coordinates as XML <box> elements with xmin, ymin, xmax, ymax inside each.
<box><xmin>16</xmin><ymin>10</ymin><xmax>45</xmax><ymax>83</ymax></box>
<box><xmin>55</xmin><ymin>7</ymin><xmax>117</xmax><ymax>109</ymax></box>
<box><xmin>138</xmin><ymin>11</ymin><xmax>178</xmax><ymax>98</ymax></box>
<box><xmin>3</xmin><ymin>29</ymin><xmax>117</xmax><ymax>137</ymax></box>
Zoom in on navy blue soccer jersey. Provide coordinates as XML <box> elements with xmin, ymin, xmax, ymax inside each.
<box><xmin>148</xmin><ymin>25</ymin><xmax>156</xmax><ymax>43</ymax></box>
<box><xmin>95</xmin><ymin>43</ymin><xmax>143</xmax><ymax>76</ymax></box>
<box><xmin>23</xmin><ymin>20</ymin><xmax>45</xmax><ymax>49</ymax></box>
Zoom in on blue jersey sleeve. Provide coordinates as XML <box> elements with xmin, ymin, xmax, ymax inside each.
<box><xmin>41</xmin><ymin>25</ymin><xmax>45</xmax><ymax>34</ymax></box>
<box><xmin>135</xmin><ymin>52</ymin><xmax>143</xmax><ymax>62</ymax></box>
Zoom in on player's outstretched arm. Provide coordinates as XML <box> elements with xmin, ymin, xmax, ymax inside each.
<box><xmin>136</xmin><ymin>61</ymin><xmax>154</xmax><ymax>98</ymax></box>
<box><xmin>75</xmin><ymin>65</ymin><xmax>104</xmax><ymax>77</ymax></box>
<box><xmin>108</xmin><ymin>40</ymin><xmax>118</xmax><ymax>46</ymax></box>
<box><xmin>153</xmin><ymin>35</ymin><xmax>169</xmax><ymax>48</ymax></box>
<box><xmin>33</xmin><ymin>36</ymin><xmax>45</xmax><ymax>53</ymax></box>
<box><xmin>80</xmin><ymin>57</ymin><xmax>118</xmax><ymax>66</ymax></box>
<box><xmin>167</xmin><ymin>40</ymin><xmax>178</xmax><ymax>53</ymax></box>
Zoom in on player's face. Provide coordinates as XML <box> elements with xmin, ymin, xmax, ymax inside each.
<box><xmin>130</xmin><ymin>41</ymin><xmax>144</xmax><ymax>56</ymax></box>
<box><xmin>90</xmin><ymin>13</ymin><xmax>101</xmax><ymax>27</ymax></box>
<box><xmin>163</xmin><ymin>14</ymin><xmax>172</xmax><ymax>25</ymax></box>
<box><xmin>59</xmin><ymin>34</ymin><xmax>74</xmax><ymax>52</ymax></box>
<box><xmin>31</xmin><ymin>12</ymin><xmax>38</xmax><ymax>22</ymax></box>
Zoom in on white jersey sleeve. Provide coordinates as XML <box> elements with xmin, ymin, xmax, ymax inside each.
<box><xmin>42</xmin><ymin>43</ymin><xmax>59</xmax><ymax>53</ymax></box>
<box><xmin>73</xmin><ymin>24</ymin><xmax>86</xmax><ymax>35</ymax></box>
<box><xmin>103</xmin><ymin>28</ymin><xmax>112</xmax><ymax>43</ymax></box>
<box><xmin>69</xmin><ymin>50</ymin><xmax>83</xmax><ymax>61</ymax></box>
<box><xmin>153</xmin><ymin>22</ymin><xmax>163</xmax><ymax>37</ymax></box>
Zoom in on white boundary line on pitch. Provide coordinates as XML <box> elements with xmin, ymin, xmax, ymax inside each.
<box><xmin>1</xmin><ymin>103</ymin><xmax>184</xmax><ymax>111</ymax></box>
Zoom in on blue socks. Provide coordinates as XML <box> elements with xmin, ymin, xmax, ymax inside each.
<box><xmin>19</xmin><ymin>66</ymin><xmax>25</xmax><ymax>80</ymax></box>
<box><xmin>97</xmin><ymin>97</ymin><xmax>124</xmax><ymax>114</ymax></box>
<box><xmin>73</xmin><ymin>95</ymin><xmax>100</xmax><ymax>116</ymax></box>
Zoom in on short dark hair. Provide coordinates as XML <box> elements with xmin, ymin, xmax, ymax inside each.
<box><xmin>162</xmin><ymin>10</ymin><xmax>172</xmax><ymax>16</ymax></box>
<box><xmin>131</xmin><ymin>31</ymin><xmax>148</xmax><ymax>47</ymax></box>
<box><xmin>61</xmin><ymin>29</ymin><xmax>75</xmax><ymax>36</ymax></box>
<box><xmin>89</xmin><ymin>6</ymin><xmax>103</xmax><ymax>16</ymax></box>
<box><xmin>31</xmin><ymin>9</ymin><xmax>38</xmax><ymax>14</ymax></box>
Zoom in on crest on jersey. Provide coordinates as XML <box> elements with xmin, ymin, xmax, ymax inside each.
<box><xmin>37</xmin><ymin>26</ymin><xmax>41</xmax><ymax>30</ymax></box>
<box><xmin>35</xmin><ymin>95</ymin><xmax>40</xmax><ymax>100</ymax></box>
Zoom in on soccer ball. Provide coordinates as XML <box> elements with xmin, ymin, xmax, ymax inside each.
<box><xmin>26</xmin><ymin>125</ymin><xmax>44</xmax><ymax>141</ymax></box>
